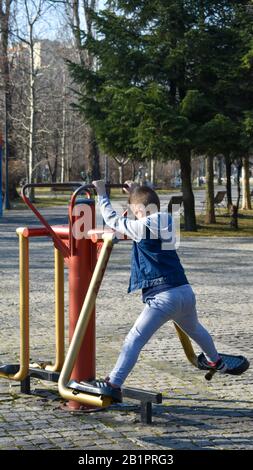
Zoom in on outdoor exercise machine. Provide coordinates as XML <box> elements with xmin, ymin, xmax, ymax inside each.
<box><xmin>0</xmin><ymin>182</ymin><xmax>249</xmax><ymax>424</ymax></box>
<box><xmin>0</xmin><ymin>182</ymin><xmax>162</xmax><ymax>423</ymax></box>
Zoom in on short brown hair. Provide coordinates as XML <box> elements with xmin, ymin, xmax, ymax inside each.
<box><xmin>128</xmin><ymin>186</ymin><xmax>160</xmax><ymax>211</ymax></box>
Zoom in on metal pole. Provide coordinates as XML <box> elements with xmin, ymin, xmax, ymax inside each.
<box><xmin>68</xmin><ymin>199</ymin><xmax>96</xmax><ymax>409</ymax></box>
<box><xmin>4</xmin><ymin>91</ymin><xmax>10</xmax><ymax>210</ymax></box>
<box><xmin>58</xmin><ymin>234</ymin><xmax>114</xmax><ymax>408</ymax></box>
<box><xmin>0</xmin><ymin>133</ymin><xmax>3</xmax><ymax>217</ymax></box>
<box><xmin>0</xmin><ymin>229</ymin><xmax>30</xmax><ymax>381</ymax></box>
<box><xmin>46</xmin><ymin>247</ymin><xmax>65</xmax><ymax>372</ymax></box>
<box><xmin>18</xmin><ymin>230</ymin><xmax>30</xmax><ymax>379</ymax></box>
<box><xmin>104</xmin><ymin>154</ymin><xmax>109</xmax><ymax>183</ymax></box>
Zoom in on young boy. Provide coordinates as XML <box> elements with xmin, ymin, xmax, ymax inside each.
<box><xmin>92</xmin><ymin>180</ymin><xmax>227</xmax><ymax>391</ymax></box>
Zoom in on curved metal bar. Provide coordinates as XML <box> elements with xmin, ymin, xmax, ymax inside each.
<box><xmin>46</xmin><ymin>248</ymin><xmax>65</xmax><ymax>372</ymax></box>
<box><xmin>21</xmin><ymin>182</ymin><xmax>83</xmax><ymax>195</ymax></box>
<box><xmin>69</xmin><ymin>183</ymin><xmax>129</xmax><ymax>213</ymax></box>
<box><xmin>21</xmin><ymin>183</ymin><xmax>86</xmax><ymax>258</ymax></box>
<box><xmin>173</xmin><ymin>322</ymin><xmax>198</xmax><ymax>367</ymax></box>
<box><xmin>20</xmin><ymin>182</ymin><xmax>127</xmax><ymax>257</ymax></box>
<box><xmin>0</xmin><ymin>230</ymin><xmax>30</xmax><ymax>380</ymax></box>
<box><xmin>21</xmin><ymin>183</ymin><xmax>81</xmax><ymax>258</ymax></box>
<box><xmin>58</xmin><ymin>233</ymin><xmax>115</xmax><ymax>408</ymax></box>
<box><xmin>68</xmin><ymin>184</ymin><xmax>94</xmax><ymax>256</ymax></box>
<box><xmin>68</xmin><ymin>183</ymin><xmax>128</xmax><ymax>255</ymax></box>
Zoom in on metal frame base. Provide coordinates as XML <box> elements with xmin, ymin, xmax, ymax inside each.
<box><xmin>20</xmin><ymin>368</ymin><xmax>60</xmax><ymax>394</ymax></box>
<box><xmin>123</xmin><ymin>387</ymin><xmax>162</xmax><ymax>424</ymax></box>
<box><xmin>19</xmin><ymin>369</ymin><xmax>162</xmax><ymax>424</ymax></box>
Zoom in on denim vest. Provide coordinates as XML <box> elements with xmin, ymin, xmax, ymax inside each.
<box><xmin>128</xmin><ymin>234</ymin><xmax>188</xmax><ymax>293</ymax></box>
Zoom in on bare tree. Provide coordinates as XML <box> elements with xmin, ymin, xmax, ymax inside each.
<box><xmin>241</xmin><ymin>155</ymin><xmax>252</xmax><ymax>210</ymax></box>
<box><xmin>0</xmin><ymin>1</ymin><xmax>12</xmax><ymax>119</ymax></box>
<box><xmin>60</xmin><ymin>66</ymin><xmax>66</xmax><ymax>181</ymax></box>
<box><xmin>0</xmin><ymin>0</ymin><xmax>14</xmax><ymax>204</ymax></box>
<box><xmin>113</xmin><ymin>156</ymin><xmax>130</xmax><ymax>185</ymax></box>
<box><xmin>63</xmin><ymin>0</ymin><xmax>101</xmax><ymax>180</ymax></box>
<box><xmin>10</xmin><ymin>0</ymin><xmax>55</xmax><ymax>199</ymax></box>
<box><xmin>204</xmin><ymin>155</ymin><xmax>216</xmax><ymax>224</ymax></box>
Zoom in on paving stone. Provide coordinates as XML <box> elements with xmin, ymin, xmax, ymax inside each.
<box><xmin>0</xmin><ymin>207</ymin><xmax>252</xmax><ymax>450</ymax></box>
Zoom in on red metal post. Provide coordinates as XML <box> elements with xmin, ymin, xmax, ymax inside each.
<box><xmin>68</xmin><ymin>199</ymin><xmax>96</xmax><ymax>410</ymax></box>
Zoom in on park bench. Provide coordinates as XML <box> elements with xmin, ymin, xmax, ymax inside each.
<box><xmin>168</xmin><ymin>195</ymin><xmax>183</xmax><ymax>213</ymax></box>
<box><xmin>201</xmin><ymin>190</ymin><xmax>227</xmax><ymax>212</ymax></box>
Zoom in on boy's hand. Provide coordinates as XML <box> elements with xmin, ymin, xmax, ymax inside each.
<box><xmin>92</xmin><ymin>180</ymin><xmax>106</xmax><ymax>196</ymax></box>
<box><xmin>123</xmin><ymin>180</ymin><xmax>139</xmax><ymax>194</ymax></box>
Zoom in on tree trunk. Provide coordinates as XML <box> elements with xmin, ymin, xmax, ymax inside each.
<box><xmin>118</xmin><ymin>164</ymin><xmax>123</xmax><ymax>185</ymax></box>
<box><xmin>241</xmin><ymin>155</ymin><xmax>252</xmax><ymax>210</ymax></box>
<box><xmin>230</xmin><ymin>161</ymin><xmax>242</xmax><ymax>229</ymax></box>
<box><xmin>28</xmin><ymin>24</ymin><xmax>36</xmax><ymax>202</ymax></box>
<box><xmin>230</xmin><ymin>205</ymin><xmax>238</xmax><ymax>230</ymax></box>
<box><xmin>0</xmin><ymin>1</ymin><xmax>14</xmax><ymax>208</ymax></box>
<box><xmin>205</xmin><ymin>155</ymin><xmax>216</xmax><ymax>224</ymax></box>
<box><xmin>68</xmin><ymin>1</ymin><xmax>101</xmax><ymax>181</ymax></box>
<box><xmin>225</xmin><ymin>153</ymin><xmax>232</xmax><ymax>209</ymax></box>
<box><xmin>51</xmin><ymin>159</ymin><xmax>58</xmax><ymax>183</ymax></box>
<box><xmin>179</xmin><ymin>151</ymin><xmax>197</xmax><ymax>231</ymax></box>
<box><xmin>150</xmin><ymin>158</ymin><xmax>155</xmax><ymax>186</ymax></box>
<box><xmin>217</xmin><ymin>156</ymin><xmax>223</xmax><ymax>185</ymax></box>
<box><xmin>131</xmin><ymin>161</ymin><xmax>136</xmax><ymax>181</ymax></box>
<box><xmin>61</xmin><ymin>73</ymin><xmax>66</xmax><ymax>182</ymax></box>
<box><xmin>86</xmin><ymin>126</ymin><xmax>100</xmax><ymax>180</ymax></box>
<box><xmin>66</xmin><ymin>138</ymin><xmax>72</xmax><ymax>181</ymax></box>
<box><xmin>104</xmin><ymin>154</ymin><xmax>109</xmax><ymax>182</ymax></box>
<box><xmin>236</xmin><ymin>161</ymin><xmax>242</xmax><ymax>209</ymax></box>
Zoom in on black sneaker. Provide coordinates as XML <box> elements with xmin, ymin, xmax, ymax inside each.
<box><xmin>197</xmin><ymin>353</ymin><xmax>228</xmax><ymax>373</ymax></box>
<box><xmin>91</xmin><ymin>380</ymin><xmax>122</xmax><ymax>403</ymax></box>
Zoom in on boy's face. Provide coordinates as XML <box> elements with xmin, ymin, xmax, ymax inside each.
<box><xmin>130</xmin><ymin>203</ymin><xmax>146</xmax><ymax>219</ymax></box>
<box><xmin>129</xmin><ymin>203</ymin><xmax>158</xmax><ymax>219</ymax></box>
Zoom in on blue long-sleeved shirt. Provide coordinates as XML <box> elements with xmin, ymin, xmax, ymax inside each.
<box><xmin>97</xmin><ymin>194</ymin><xmax>188</xmax><ymax>299</ymax></box>
<box><xmin>97</xmin><ymin>194</ymin><xmax>176</xmax><ymax>248</ymax></box>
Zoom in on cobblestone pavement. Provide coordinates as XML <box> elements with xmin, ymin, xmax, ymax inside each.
<box><xmin>0</xmin><ymin>207</ymin><xmax>252</xmax><ymax>450</ymax></box>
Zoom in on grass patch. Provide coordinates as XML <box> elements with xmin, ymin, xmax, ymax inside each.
<box><xmin>183</xmin><ymin>210</ymin><xmax>253</xmax><ymax>237</ymax></box>
<box><xmin>8</xmin><ymin>192</ymin><xmax>253</xmax><ymax>238</ymax></box>
<box><xmin>11</xmin><ymin>196</ymin><xmax>70</xmax><ymax>210</ymax></box>
<box><xmin>109</xmin><ymin>188</ymin><xmax>179</xmax><ymax>197</ymax></box>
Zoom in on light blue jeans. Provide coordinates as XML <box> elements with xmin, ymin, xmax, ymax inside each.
<box><xmin>109</xmin><ymin>284</ymin><xmax>219</xmax><ymax>387</ymax></box>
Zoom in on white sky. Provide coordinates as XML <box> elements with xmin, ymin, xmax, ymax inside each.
<box><xmin>12</xmin><ymin>0</ymin><xmax>107</xmax><ymax>43</ymax></box>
